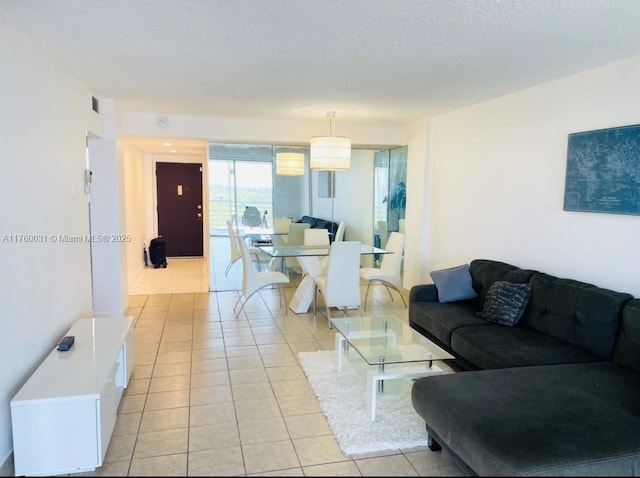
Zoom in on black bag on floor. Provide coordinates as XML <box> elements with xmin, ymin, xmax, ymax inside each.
<box><xmin>149</xmin><ymin>236</ymin><xmax>168</xmax><ymax>268</ymax></box>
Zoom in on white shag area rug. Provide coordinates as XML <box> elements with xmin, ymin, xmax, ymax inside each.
<box><xmin>298</xmin><ymin>350</ymin><xmax>455</xmax><ymax>455</ymax></box>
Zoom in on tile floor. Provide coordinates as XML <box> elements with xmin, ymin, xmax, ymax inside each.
<box><xmin>77</xmin><ymin>237</ymin><xmax>464</xmax><ymax>476</ymax></box>
<box><xmin>129</xmin><ymin>258</ymin><xmax>210</xmax><ymax>295</ymax></box>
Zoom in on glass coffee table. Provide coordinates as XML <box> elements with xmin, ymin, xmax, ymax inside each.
<box><xmin>330</xmin><ymin>315</ymin><xmax>455</xmax><ymax>421</ymax></box>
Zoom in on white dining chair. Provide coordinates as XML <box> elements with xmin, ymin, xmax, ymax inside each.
<box><xmin>273</xmin><ymin>217</ymin><xmax>292</xmax><ymax>237</ymax></box>
<box><xmin>334</xmin><ymin>221</ymin><xmax>346</xmax><ymax>242</ymax></box>
<box><xmin>297</xmin><ymin>228</ymin><xmax>330</xmax><ymax>281</ymax></box>
<box><xmin>287</xmin><ymin>222</ymin><xmax>310</xmax><ymax>245</ymax></box>
<box><xmin>225</xmin><ymin>220</ymin><xmax>263</xmax><ymax>276</ymax></box>
<box><xmin>360</xmin><ymin>231</ymin><xmax>407</xmax><ymax>311</ymax></box>
<box><xmin>268</xmin><ymin>217</ymin><xmax>293</xmax><ymax>272</ymax></box>
<box><xmin>313</xmin><ymin>241</ymin><xmax>363</xmax><ymax>325</ymax></box>
<box><xmin>233</xmin><ymin>234</ymin><xmax>290</xmax><ymax>317</ymax></box>
<box><xmin>304</xmin><ymin>228</ymin><xmax>330</xmax><ymax>247</ymax></box>
<box><xmin>285</xmin><ymin>223</ymin><xmax>310</xmax><ymax>273</ymax></box>
<box><xmin>377</xmin><ymin>220</ymin><xmax>388</xmax><ymax>249</ymax></box>
<box><xmin>267</xmin><ymin>233</ymin><xmax>287</xmax><ymax>273</ymax></box>
<box><xmin>320</xmin><ymin>222</ymin><xmax>342</xmax><ymax>269</ymax></box>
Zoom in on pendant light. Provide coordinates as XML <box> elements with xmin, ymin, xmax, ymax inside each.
<box><xmin>310</xmin><ymin>111</ymin><xmax>351</xmax><ymax>171</ymax></box>
<box><xmin>276</xmin><ymin>152</ymin><xmax>305</xmax><ymax>176</ymax></box>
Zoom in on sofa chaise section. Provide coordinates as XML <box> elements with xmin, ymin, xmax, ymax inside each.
<box><xmin>412</xmin><ymin>360</ymin><xmax>640</xmax><ymax>476</ymax></box>
<box><xmin>412</xmin><ymin>298</ymin><xmax>640</xmax><ymax>476</ymax></box>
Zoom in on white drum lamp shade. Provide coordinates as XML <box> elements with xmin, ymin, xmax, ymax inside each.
<box><xmin>276</xmin><ymin>152</ymin><xmax>305</xmax><ymax>176</ymax></box>
<box><xmin>309</xmin><ymin>136</ymin><xmax>351</xmax><ymax>171</ymax></box>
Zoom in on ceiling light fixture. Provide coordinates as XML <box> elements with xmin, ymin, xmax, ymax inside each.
<box><xmin>310</xmin><ymin>111</ymin><xmax>351</xmax><ymax>171</ymax></box>
<box><xmin>276</xmin><ymin>152</ymin><xmax>305</xmax><ymax>176</ymax></box>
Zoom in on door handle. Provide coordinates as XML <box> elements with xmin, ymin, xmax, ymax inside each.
<box><xmin>197</xmin><ymin>213</ymin><xmax>202</xmax><ymax>218</ymax></box>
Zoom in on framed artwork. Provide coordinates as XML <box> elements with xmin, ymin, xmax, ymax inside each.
<box><xmin>563</xmin><ymin>123</ymin><xmax>640</xmax><ymax>215</ymax></box>
<box><xmin>318</xmin><ymin>171</ymin><xmax>334</xmax><ymax>198</ymax></box>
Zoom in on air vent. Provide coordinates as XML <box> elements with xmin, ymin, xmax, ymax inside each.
<box><xmin>91</xmin><ymin>96</ymin><xmax>99</xmax><ymax>113</ymax></box>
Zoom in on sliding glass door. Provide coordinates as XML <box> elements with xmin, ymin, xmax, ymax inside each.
<box><xmin>209</xmin><ymin>144</ymin><xmax>274</xmax><ymax>291</ymax></box>
<box><xmin>208</xmin><ymin>144</ymin><xmax>274</xmax><ymax>236</ymax></box>
<box><xmin>208</xmin><ymin>143</ymin><xmax>309</xmax><ymax>291</ymax></box>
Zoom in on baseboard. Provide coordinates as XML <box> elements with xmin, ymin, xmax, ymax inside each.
<box><xmin>0</xmin><ymin>451</ymin><xmax>14</xmax><ymax>477</ymax></box>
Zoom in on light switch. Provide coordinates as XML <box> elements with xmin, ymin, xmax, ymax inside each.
<box><xmin>177</xmin><ymin>185</ymin><xmax>183</xmax><ymax>196</ymax></box>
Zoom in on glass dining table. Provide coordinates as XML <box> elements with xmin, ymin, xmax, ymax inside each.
<box><xmin>256</xmin><ymin>243</ymin><xmax>389</xmax><ymax>313</ymax></box>
<box><xmin>237</xmin><ymin>226</ymin><xmax>283</xmax><ymax>246</ymax></box>
<box><xmin>257</xmin><ymin>243</ymin><xmax>384</xmax><ymax>257</ymax></box>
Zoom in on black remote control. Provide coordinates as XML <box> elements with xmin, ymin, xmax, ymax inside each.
<box><xmin>57</xmin><ymin>336</ymin><xmax>75</xmax><ymax>351</ymax></box>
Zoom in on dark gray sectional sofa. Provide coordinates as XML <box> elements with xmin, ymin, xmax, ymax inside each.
<box><xmin>409</xmin><ymin>259</ymin><xmax>640</xmax><ymax>476</ymax></box>
<box><xmin>295</xmin><ymin>215</ymin><xmax>339</xmax><ymax>240</ymax></box>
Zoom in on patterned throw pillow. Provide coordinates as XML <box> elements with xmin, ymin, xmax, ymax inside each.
<box><xmin>477</xmin><ymin>281</ymin><xmax>531</xmax><ymax>326</ymax></box>
<box><xmin>430</xmin><ymin>264</ymin><xmax>478</xmax><ymax>303</ymax></box>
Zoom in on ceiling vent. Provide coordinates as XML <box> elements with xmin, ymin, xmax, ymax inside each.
<box><xmin>91</xmin><ymin>96</ymin><xmax>99</xmax><ymax>114</ymax></box>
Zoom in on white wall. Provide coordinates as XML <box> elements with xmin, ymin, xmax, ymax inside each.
<box><xmin>123</xmin><ymin>144</ymin><xmax>149</xmax><ymax>288</ymax></box>
<box><xmin>119</xmin><ymin>111</ymin><xmax>404</xmax><ymax>149</ymax></box>
<box><xmin>424</xmin><ymin>55</ymin><xmax>640</xmax><ymax>297</ymax></box>
<box><xmin>403</xmin><ymin>118</ymin><xmax>432</xmax><ymax>288</ymax></box>
<box><xmin>0</xmin><ymin>13</ymin><xmax>95</xmax><ymax>466</ymax></box>
<box><xmin>89</xmin><ymin>99</ymin><xmax>129</xmax><ymax>316</ymax></box>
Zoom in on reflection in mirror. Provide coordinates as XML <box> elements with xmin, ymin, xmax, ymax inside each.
<box><xmin>373</xmin><ymin>146</ymin><xmax>407</xmax><ymax>266</ymax></box>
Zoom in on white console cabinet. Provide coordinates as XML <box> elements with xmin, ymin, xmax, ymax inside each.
<box><xmin>10</xmin><ymin>316</ymin><xmax>135</xmax><ymax>476</ymax></box>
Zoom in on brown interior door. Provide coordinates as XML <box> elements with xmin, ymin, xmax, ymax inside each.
<box><xmin>156</xmin><ymin>162</ymin><xmax>203</xmax><ymax>257</ymax></box>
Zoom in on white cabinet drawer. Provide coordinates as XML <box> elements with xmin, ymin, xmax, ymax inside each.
<box><xmin>11</xmin><ymin>398</ymin><xmax>100</xmax><ymax>475</ymax></box>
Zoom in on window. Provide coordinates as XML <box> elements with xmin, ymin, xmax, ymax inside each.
<box><xmin>208</xmin><ymin>144</ymin><xmax>274</xmax><ymax>235</ymax></box>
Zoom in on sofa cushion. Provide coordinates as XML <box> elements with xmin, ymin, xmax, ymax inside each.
<box><xmin>430</xmin><ymin>264</ymin><xmax>477</xmax><ymax>303</ymax></box>
<box><xmin>451</xmin><ymin>324</ymin><xmax>600</xmax><ymax>369</ymax></box>
<box><xmin>295</xmin><ymin>215</ymin><xmax>338</xmax><ymax>236</ymax></box>
<box><xmin>520</xmin><ymin>273</ymin><xmax>633</xmax><ymax>360</ymax></box>
<box><xmin>409</xmin><ymin>283</ymin><xmax>439</xmax><ymax>302</ymax></box>
<box><xmin>315</xmin><ymin>219</ymin><xmax>329</xmax><ymax>229</ymax></box>
<box><xmin>315</xmin><ymin>219</ymin><xmax>338</xmax><ymax>235</ymax></box>
<box><xmin>412</xmin><ymin>362</ymin><xmax>640</xmax><ymax>476</ymax></box>
<box><xmin>409</xmin><ymin>300</ymin><xmax>488</xmax><ymax>348</ymax></box>
<box><xmin>477</xmin><ymin>281</ymin><xmax>531</xmax><ymax>326</ymax></box>
<box><xmin>469</xmin><ymin>259</ymin><xmax>537</xmax><ymax>306</ymax></box>
<box><xmin>613</xmin><ymin>298</ymin><xmax>640</xmax><ymax>372</ymax></box>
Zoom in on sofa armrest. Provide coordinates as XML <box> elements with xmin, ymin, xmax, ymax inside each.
<box><xmin>409</xmin><ymin>284</ymin><xmax>438</xmax><ymax>302</ymax></box>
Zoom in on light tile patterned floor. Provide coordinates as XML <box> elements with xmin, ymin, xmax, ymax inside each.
<box><xmin>128</xmin><ymin>235</ymin><xmax>275</xmax><ymax>295</ymax></box>
<box><xmin>129</xmin><ymin>258</ymin><xmax>210</xmax><ymax>295</ymax></box>
<box><xmin>75</xmin><ymin>237</ymin><xmax>464</xmax><ymax>476</ymax></box>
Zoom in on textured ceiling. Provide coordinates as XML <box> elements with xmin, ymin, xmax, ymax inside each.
<box><xmin>4</xmin><ymin>0</ymin><xmax>640</xmax><ymax>127</ymax></box>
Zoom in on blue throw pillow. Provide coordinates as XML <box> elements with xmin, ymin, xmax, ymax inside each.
<box><xmin>477</xmin><ymin>281</ymin><xmax>531</xmax><ymax>326</ymax></box>
<box><xmin>430</xmin><ymin>264</ymin><xmax>478</xmax><ymax>303</ymax></box>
